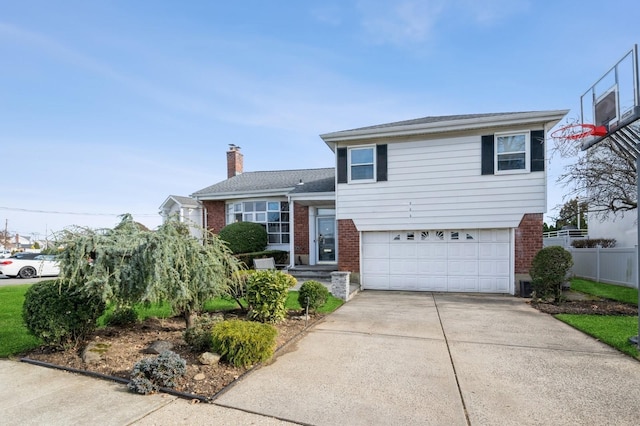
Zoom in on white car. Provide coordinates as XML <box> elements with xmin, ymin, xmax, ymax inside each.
<box><xmin>0</xmin><ymin>254</ymin><xmax>60</xmax><ymax>278</ymax></box>
<box><xmin>0</xmin><ymin>250</ymin><xmax>11</xmax><ymax>259</ymax></box>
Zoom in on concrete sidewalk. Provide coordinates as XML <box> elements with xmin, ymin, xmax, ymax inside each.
<box><xmin>2</xmin><ymin>291</ymin><xmax>640</xmax><ymax>425</ymax></box>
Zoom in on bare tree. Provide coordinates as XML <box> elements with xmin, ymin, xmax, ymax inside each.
<box><xmin>552</xmin><ymin>121</ymin><xmax>639</xmax><ymax>221</ymax></box>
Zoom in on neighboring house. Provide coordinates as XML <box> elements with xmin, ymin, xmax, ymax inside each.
<box><xmin>187</xmin><ymin>110</ymin><xmax>567</xmax><ymax>295</ymax></box>
<box><xmin>159</xmin><ymin>195</ymin><xmax>203</xmax><ymax>240</ymax></box>
<box><xmin>586</xmin><ymin>210</ymin><xmax>637</xmax><ymax>247</ymax></box>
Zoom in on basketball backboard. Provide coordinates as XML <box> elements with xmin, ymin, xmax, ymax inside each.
<box><xmin>580</xmin><ymin>44</ymin><xmax>640</xmax><ymax>149</ymax></box>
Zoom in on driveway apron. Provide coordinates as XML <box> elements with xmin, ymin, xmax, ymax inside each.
<box><xmin>216</xmin><ymin>291</ymin><xmax>640</xmax><ymax>426</ymax></box>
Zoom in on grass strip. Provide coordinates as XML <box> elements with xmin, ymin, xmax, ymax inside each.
<box><xmin>571</xmin><ymin>278</ymin><xmax>638</xmax><ymax>305</ymax></box>
<box><xmin>556</xmin><ymin>314</ymin><xmax>639</xmax><ymax>358</ymax></box>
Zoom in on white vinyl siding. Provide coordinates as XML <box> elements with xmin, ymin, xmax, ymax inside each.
<box><xmin>336</xmin><ymin>135</ymin><xmax>545</xmax><ymax>231</ymax></box>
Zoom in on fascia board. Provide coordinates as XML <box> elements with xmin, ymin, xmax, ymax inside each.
<box><xmin>288</xmin><ymin>192</ymin><xmax>336</xmax><ymax>201</ymax></box>
<box><xmin>192</xmin><ymin>188</ymin><xmax>293</xmax><ymax>201</ymax></box>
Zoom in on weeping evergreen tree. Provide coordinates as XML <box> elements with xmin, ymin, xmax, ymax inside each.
<box><xmin>57</xmin><ymin>214</ymin><xmax>242</xmax><ymax>328</ymax></box>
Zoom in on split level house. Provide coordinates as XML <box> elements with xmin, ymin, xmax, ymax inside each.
<box><xmin>160</xmin><ymin>110</ymin><xmax>568</xmax><ymax>295</ymax></box>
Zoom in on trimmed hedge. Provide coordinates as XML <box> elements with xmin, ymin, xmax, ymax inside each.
<box><xmin>218</xmin><ymin>222</ymin><xmax>267</xmax><ymax>254</ymax></box>
<box><xmin>571</xmin><ymin>238</ymin><xmax>616</xmax><ymax>248</ymax></box>
<box><xmin>530</xmin><ymin>246</ymin><xmax>573</xmax><ymax>302</ymax></box>
<box><xmin>22</xmin><ymin>280</ymin><xmax>106</xmax><ymax>349</ymax></box>
<box><xmin>212</xmin><ymin>319</ymin><xmax>278</xmax><ymax>368</ymax></box>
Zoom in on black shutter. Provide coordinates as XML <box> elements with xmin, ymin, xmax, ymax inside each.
<box><xmin>337</xmin><ymin>147</ymin><xmax>347</xmax><ymax>183</ymax></box>
<box><xmin>376</xmin><ymin>144</ymin><xmax>387</xmax><ymax>182</ymax></box>
<box><xmin>530</xmin><ymin>130</ymin><xmax>545</xmax><ymax>172</ymax></box>
<box><xmin>481</xmin><ymin>135</ymin><xmax>494</xmax><ymax>175</ymax></box>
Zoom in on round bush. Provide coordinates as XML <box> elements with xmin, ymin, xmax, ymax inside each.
<box><xmin>212</xmin><ymin>319</ymin><xmax>278</xmax><ymax>368</ymax></box>
<box><xmin>530</xmin><ymin>246</ymin><xmax>573</xmax><ymax>301</ymax></box>
<box><xmin>218</xmin><ymin>222</ymin><xmax>268</xmax><ymax>254</ymax></box>
<box><xmin>298</xmin><ymin>280</ymin><xmax>330</xmax><ymax>312</ymax></box>
<box><xmin>22</xmin><ymin>280</ymin><xmax>106</xmax><ymax>349</ymax></box>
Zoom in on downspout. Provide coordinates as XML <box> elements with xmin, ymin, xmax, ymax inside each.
<box><xmin>288</xmin><ymin>195</ymin><xmax>295</xmax><ymax>269</ymax></box>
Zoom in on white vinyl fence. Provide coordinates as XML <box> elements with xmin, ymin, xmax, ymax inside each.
<box><xmin>568</xmin><ymin>247</ymin><xmax>638</xmax><ymax>289</ymax></box>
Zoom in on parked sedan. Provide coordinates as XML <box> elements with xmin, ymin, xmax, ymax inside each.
<box><xmin>0</xmin><ymin>255</ymin><xmax>60</xmax><ymax>278</ymax></box>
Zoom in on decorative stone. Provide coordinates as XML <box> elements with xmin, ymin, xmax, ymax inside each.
<box><xmin>193</xmin><ymin>373</ymin><xmax>206</xmax><ymax>381</ymax></box>
<box><xmin>198</xmin><ymin>352</ymin><xmax>221</xmax><ymax>365</ymax></box>
<box><xmin>143</xmin><ymin>340</ymin><xmax>174</xmax><ymax>354</ymax></box>
<box><xmin>82</xmin><ymin>342</ymin><xmax>111</xmax><ymax>364</ymax></box>
<box><xmin>331</xmin><ymin>271</ymin><xmax>350</xmax><ymax>301</ymax></box>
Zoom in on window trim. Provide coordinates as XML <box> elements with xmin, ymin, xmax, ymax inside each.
<box><xmin>494</xmin><ymin>130</ymin><xmax>530</xmax><ymax>175</ymax></box>
<box><xmin>348</xmin><ymin>145</ymin><xmax>376</xmax><ymax>183</ymax></box>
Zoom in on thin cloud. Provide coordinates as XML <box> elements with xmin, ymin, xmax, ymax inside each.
<box><xmin>356</xmin><ymin>0</ymin><xmax>445</xmax><ymax>45</ymax></box>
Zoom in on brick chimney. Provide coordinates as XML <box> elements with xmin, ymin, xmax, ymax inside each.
<box><xmin>227</xmin><ymin>144</ymin><xmax>243</xmax><ymax>178</ymax></box>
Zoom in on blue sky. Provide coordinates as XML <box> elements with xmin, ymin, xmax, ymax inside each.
<box><xmin>1</xmin><ymin>0</ymin><xmax>639</xmax><ymax>240</ymax></box>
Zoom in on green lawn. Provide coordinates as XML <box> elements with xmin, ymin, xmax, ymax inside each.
<box><xmin>570</xmin><ymin>278</ymin><xmax>638</xmax><ymax>305</ymax></box>
<box><xmin>0</xmin><ymin>285</ymin><xmax>42</xmax><ymax>358</ymax></box>
<box><xmin>0</xmin><ymin>285</ymin><xmax>343</xmax><ymax>358</ymax></box>
<box><xmin>554</xmin><ymin>278</ymin><xmax>639</xmax><ymax>359</ymax></box>
<box><xmin>556</xmin><ymin>314</ymin><xmax>638</xmax><ymax>358</ymax></box>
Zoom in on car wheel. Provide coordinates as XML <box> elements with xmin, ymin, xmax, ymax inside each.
<box><xmin>18</xmin><ymin>267</ymin><xmax>37</xmax><ymax>279</ymax></box>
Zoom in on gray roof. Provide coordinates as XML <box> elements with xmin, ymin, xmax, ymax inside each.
<box><xmin>192</xmin><ymin>168</ymin><xmax>335</xmax><ymax>197</ymax></box>
<box><xmin>344</xmin><ymin>112</ymin><xmax>534</xmax><ymax>132</ymax></box>
<box><xmin>169</xmin><ymin>195</ymin><xmax>200</xmax><ymax>207</ymax></box>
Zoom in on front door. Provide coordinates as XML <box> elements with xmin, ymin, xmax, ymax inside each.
<box><xmin>317</xmin><ymin>216</ymin><xmax>336</xmax><ymax>262</ymax></box>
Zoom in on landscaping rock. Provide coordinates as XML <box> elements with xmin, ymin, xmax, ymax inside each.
<box><xmin>193</xmin><ymin>373</ymin><xmax>206</xmax><ymax>381</ymax></box>
<box><xmin>82</xmin><ymin>342</ymin><xmax>111</xmax><ymax>364</ymax></box>
<box><xmin>198</xmin><ymin>352</ymin><xmax>221</xmax><ymax>365</ymax></box>
<box><xmin>143</xmin><ymin>340</ymin><xmax>174</xmax><ymax>354</ymax></box>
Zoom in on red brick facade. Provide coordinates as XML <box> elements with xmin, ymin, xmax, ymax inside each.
<box><xmin>337</xmin><ymin>219</ymin><xmax>359</xmax><ymax>273</ymax></box>
<box><xmin>515</xmin><ymin>213</ymin><xmax>543</xmax><ymax>274</ymax></box>
<box><xmin>293</xmin><ymin>203</ymin><xmax>309</xmax><ymax>256</ymax></box>
<box><xmin>202</xmin><ymin>200</ymin><xmax>226</xmax><ymax>234</ymax></box>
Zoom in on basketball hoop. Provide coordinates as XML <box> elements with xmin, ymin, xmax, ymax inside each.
<box><xmin>550</xmin><ymin>123</ymin><xmax>608</xmax><ymax>142</ymax></box>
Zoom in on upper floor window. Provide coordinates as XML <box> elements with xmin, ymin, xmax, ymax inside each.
<box><xmin>349</xmin><ymin>146</ymin><xmax>375</xmax><ymax>182</ymax></box>
<box><xmin>495</xmin><ymin>132</ymin><xmax>530</xmax><ymax>173</ymax></box>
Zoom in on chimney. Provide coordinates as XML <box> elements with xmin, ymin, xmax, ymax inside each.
<box><xmin>227</xmin><ymin>144</ymin><xmax>243</xmax><ymax>178</ymax></box>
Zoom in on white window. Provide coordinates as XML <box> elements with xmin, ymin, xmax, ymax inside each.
<box><xmin>495</xmin><ymin>132</ymin><xmax>529</xmax><ymax>173</ymax></box>
<box><xmin>348</xmin><ymin>146</ymin><xmax>375</xmax><ymax>182</ymax></box>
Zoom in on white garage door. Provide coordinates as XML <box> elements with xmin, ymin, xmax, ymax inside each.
<box><xmin>361</xmin><ymin>229</ymin><xmax>511</xmax><ymax>293</ymax></box>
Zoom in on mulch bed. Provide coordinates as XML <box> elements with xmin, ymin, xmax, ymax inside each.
<box><xmin>21</xmin><ymin>309</ymin><xmax>321</xmax><ymax>401</ymax></box>
<box><xmin>530</xmin><ymin>294</ymin><xmax>638</xmax><ymax>316</ymax></box>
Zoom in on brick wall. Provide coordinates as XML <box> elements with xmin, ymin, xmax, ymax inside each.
<box><xmin>338</xmin><ymin>219</ymin><xmax>359</xmax><ymax>272</ymax></box>
<box><xmin>202</xmin><ymin>200</ymin><xmax>226</xmax><ymax>234</ymax></box>
<box><xmin>515</xmin><ymin>213</ymin><xmax>543</xmax><ymax>274</ymax></box>
<box><xmin>293</xmin><ymin>203</ymin><xmax>309</xmax><ymax>256</ymax></box>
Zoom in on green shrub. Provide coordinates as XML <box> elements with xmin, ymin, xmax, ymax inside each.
<box><xmin>212</xmin><ymin>319</ymin><xmax>277</xmax><ymax>368</ymax></box>
<box><xmin>246</xmin><ymin>270</ymin><xmax>297</xmax><ymax>323</ymax></box>
<box><xmin>183</xmin><ymin>314</ymin><xmax>223</xmax><ymax>352</ymax></box>
<box><xmin>298</xmin><ymin>281</ymin><xmax>330</xmax><ymax>312</ymax></box>
<box><xmin>106</xmin><ymin>306</ymin><xmax>138</xmax><ymax>327</ymax></box>
<box><xmin>530</xmin><ymin>246</ymin><xmax>574</xmax><ymax>302</ymax></box>
<box><xmin>22</xmin><ymin>280</ymin><xmax>106</xmax><ymax>349</ymax></box>
<box><xmin>218</xmin><ymin>222</ymin><xmax>268</xmax><ymax>254</ymax></box>
<box><xmin>127</xmin><ymin>350</ymin><xmax>187</xmax><ymax>394</ymax></box>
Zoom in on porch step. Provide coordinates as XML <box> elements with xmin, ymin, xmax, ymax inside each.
<box><xmin>287</xmin><ymin>265</ymin><xmax>337</xmax><ymax>281</ymax></box>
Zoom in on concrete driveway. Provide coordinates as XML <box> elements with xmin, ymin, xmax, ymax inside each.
<box><xmin>3</xmin><ymin>291</ymin><xmax>640</xmax><ymax>425</ymax></box>
<box><xmin>216</xmin><ymin>291</ymin><xmax>640</xmax><ymax>425</ymax></box>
